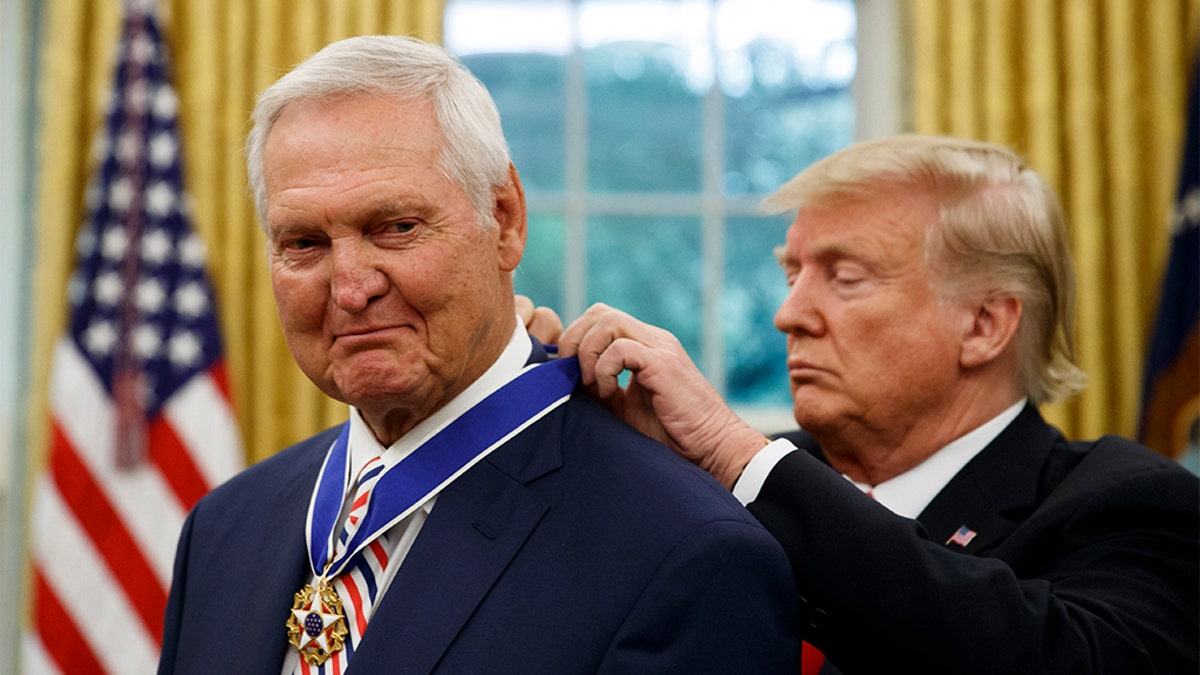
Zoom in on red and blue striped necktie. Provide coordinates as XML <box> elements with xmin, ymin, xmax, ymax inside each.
<box><xmin>299</xmin><ymin>456</ymin><xmax>393</xmax><ymax>675</ymax></box>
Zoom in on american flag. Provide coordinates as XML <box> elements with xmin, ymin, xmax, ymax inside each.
<box><xmin>25</xmin><ymin>1</ymin><xmax>242</xmax><ymax>673</ymax></box>
<box><xmin>946</xmin><ymin>525</ymin><xmax>978</xmax><ymax>548</ymax></box>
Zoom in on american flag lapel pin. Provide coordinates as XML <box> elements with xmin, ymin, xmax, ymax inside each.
<box><xmin>946</xmin><ymin>525</ymin><xmax>978</xmax><ymax>547</ymax></box>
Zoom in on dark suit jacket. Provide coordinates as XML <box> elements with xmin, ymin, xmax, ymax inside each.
<box><xmin>159</xmin><ymin>378</ymin><xmax>799</xmax><ymax>673</ymax></box>
<box><xmin>757</xmin><ymin>404</ymin><xmax>1199</xmax><ymax>675</ymax></box>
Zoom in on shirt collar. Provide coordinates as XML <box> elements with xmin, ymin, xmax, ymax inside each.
<box><xmin>849</xmin><ymin>399</ymin><xmax>1027</xmax><ymax>519</ymax></box>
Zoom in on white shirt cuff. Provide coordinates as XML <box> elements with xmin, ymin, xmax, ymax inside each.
<box><xmin>732</xmin><ymin>438</ymin><xmax>798</xmax><ymax>505</ymax></box>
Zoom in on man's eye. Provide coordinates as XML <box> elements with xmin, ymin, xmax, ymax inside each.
<box><xmin>832</xmin><ymin>267</ymin><xmax>868</xmax><ymax>287</ymax></box>
<box><xmin>389</xmin><ymin>220</ymin><xmax>418</xmax><ymax>234</ymax></box>
<box><xmin>286</xmin><ymin>236</ymin><xmax>321</xmax><ymax>251</ymax></box>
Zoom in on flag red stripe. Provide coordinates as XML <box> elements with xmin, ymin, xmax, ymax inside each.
<box><xmin>34</xmin><ymin>568</ymin><xmax>107</xmax><ymax>675</ymax></box>
<box><xmin>149</xmin><ymin>413</ymin><xmax>211</xmax><ymax>510</ymax></box>
<box><xmin>49</xmin><ymin>420</ymin><xmax>168</xmax><ymax>642</ymax></box>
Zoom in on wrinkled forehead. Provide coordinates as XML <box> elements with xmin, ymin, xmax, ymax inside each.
<box><xmin>782</xmin><ymin>192</ymin><xmax>936</xmax><ymax>253</ymax></box>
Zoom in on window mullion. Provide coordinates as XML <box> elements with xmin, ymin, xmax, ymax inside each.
<box><xmin>701</xmin><ymin>0</ymin><xmax>726</xmax><ymax>395</ymax></box>
<box><xmin>563</xmin><ymin>0</ymin><xmax>588</xmax><ymax>320</ymax></box>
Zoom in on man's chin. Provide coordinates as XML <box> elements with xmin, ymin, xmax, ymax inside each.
<box><xmin>326</xmin><ymin>364</ymin><xmax>432</xmax><ymax>409</ymax></box>
<box><xmin>790</xmin><ymin>394</ymin><xmax>842</xmax><ymax>432</ymax></box>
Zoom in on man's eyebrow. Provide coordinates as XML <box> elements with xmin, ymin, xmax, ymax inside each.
<box><xmin>370</xmin><ymin>200</ymin><xmax>422</xmax><ymax>217</ymax></box>
<box><xmin>774</xmin><ymin>242</ymin><xmax>869</xmax><ymax>269</ymax></box>
<box><xmin>773</xmin><ymin>246</ymin><xmax>790</xmax><ymax>268</ymax></box>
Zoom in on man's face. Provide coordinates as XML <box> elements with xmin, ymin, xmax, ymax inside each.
<box><xmin>262</xmin><ymin>94</ymin><xmax>525</xmax><ymax>442</ymax></box>
<box><xmin>773</xmin><ymin>192</ymin><xmax>970</xmax><ymax>448</ymax></box>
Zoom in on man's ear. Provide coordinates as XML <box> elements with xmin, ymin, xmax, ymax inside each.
<box><xmin>960</xmin><ymin>293</ymin><xmax>1022</xmax><ymax>369</ymax></box>
<box><xmin>494</xmin><ymin>163</ymin><xmax>527</xmax><ymax>272</ymax></box>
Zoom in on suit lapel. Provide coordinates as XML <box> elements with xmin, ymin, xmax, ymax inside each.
<box><xmin>349</xmin><ymin>406</ymin><xmax>563</xmax><ymax>674</ymax></box>
<box><xmin>917</xmin><ymin>405</ymin><xmax>1059</xmax><ymax>555</ymax></box>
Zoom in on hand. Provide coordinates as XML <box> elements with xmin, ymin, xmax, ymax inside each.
<box><xmin>558</xmin><ymin>303</ymin><xmax>770</xmax><ymax>489</ymax></box>
<box><xmin>516</xmin><ymin>295</ymin><xmax>564</xmax><ymax>345</ymax></box>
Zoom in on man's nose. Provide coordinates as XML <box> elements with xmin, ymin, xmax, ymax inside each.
<box><xmin>330</xmin><ymin>241</ymin><xmax>388</xmax><ymax>312</ymax></box>
<box><xmin>774</xmin><ymin>273</ymin><xmax>825</xmax><ymax>336</ymax></box>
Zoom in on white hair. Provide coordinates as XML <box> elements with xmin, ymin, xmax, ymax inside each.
<box><xmin>245</xmin><ymin>35</ymin><xmax>511</xmax><ymax>227</ymax></box>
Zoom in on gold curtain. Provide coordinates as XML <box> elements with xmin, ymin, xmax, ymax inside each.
<box><xmin>907</xmin><ymin>0</ymin><xmax>1200</xmax><ymax>448</ymax></box>
<box><xmin>29</xmin><ymin>0</ymin><xmax>444</xmax><ymax>471</ymax></box>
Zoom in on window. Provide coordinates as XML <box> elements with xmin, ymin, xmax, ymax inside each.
<box><xmin>446</xmin><ymin>0</ymin><xmax>856</xmax><ymax>420</ymax></box>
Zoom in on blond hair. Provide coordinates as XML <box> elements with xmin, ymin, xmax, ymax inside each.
<box><xmin>761</xmin><ymin>134</ymin><xmax>1086</xmax><ymax>404</ymax></box>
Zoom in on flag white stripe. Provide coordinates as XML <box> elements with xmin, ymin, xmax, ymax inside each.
<box><xmin>48</xmin><ymin>338</ymin><xmax>186</xmax><ymax>583</ymax></box>
<box><xmin>164</xmin><ymin>370</ymin><xmax>242</xmax><ymax>487</ymax></box>
<box><xmin>33</xmin><ymin>477</ymin><xmax>161</xmax><ymax>674</ymax></box>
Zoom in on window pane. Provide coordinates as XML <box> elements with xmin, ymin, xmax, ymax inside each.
<box><xmin>723</xmin><ymin>215</ymin><xmax>791</xmax><ymax>406</ymax></box>
<box><xmin>444</xmin><ymin>0</ymin><xmax>572</xmax><ymax>55</ymax></box>
<box><xmin>587</xmin><ymin>216</ymin><xmax>703</xmax><ymax>356</ymax></box>
<box><xmin>464</xmin><ymin>53</ymin><xmax>567</xmax><ymax>192</ymax></box>
<box><xmin>583</xmin><ymin>0</ymin><xmax>710</xmax><ymax>192</ymax></box>
<box><xmin>447</xmin><ymin>0</ymin><xmax>571</xmax><ymax>192</ymax></box>
<box><xmin>719</xmin><ymin>0</ymin><xmax>856</xmax><ymax>197</ymax></box>
<box><xmin>515</xmin><ymin>213</ymin><xmax>567</xmax><ymax>312</ymax></box>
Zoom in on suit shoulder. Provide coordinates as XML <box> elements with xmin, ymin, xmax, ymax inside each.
<box><xmin>555</xmin><ymin>396</ymin><xmax>759</xmax><ymax>525</ymax></box>
<box><xmin>196</xmin><ymin>424</ymin><xmax>340</xmax><ymax>511</ymax></box>
<box><xmin>1058</xmin><ymin>434</ymin><xmax>1196</xmax><ymax>484</ymax></box>
<box><xmin>1045</xmin><ymin>434</ymin><xmax>1199</xmax><ymax>512</ymax></box>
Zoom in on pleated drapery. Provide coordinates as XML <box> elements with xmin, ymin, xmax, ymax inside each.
<box><xmin>908</xmin><ymin>0</ymin><xmax>1199</xmax><ymax>446</ymax></box>
<box><xmin>30</xmin><ymin>0</ymin><xmax>443</xmax><ymax>467</ymax></box>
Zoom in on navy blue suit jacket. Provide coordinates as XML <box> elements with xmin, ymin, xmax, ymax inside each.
<box><xmin>159</xmin><ymin>367</ymin><xmax>799</xmax><ymax>673</ymax></box>
<box><xmin>759</xmin><ymin>404</ymin><xmax>1198</xmax><ymax>674</ymax></box>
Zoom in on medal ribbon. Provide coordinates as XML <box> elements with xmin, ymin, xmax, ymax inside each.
<box><xmin>304</xmin><ymin>356</ymin><xmax>581</xmax><ymax>580</ymax></box>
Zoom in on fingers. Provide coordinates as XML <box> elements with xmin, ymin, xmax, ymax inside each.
<box><xmin>556</xmin><ymin>304</ymin><xmax>754</xmax><ymax>480</ymax></box>
<box><xmin>516</xmin><ymin>295</ymin><xmax>565</xmax><ymax>344</ymax></box>
<box><xmin>559</xmin><ymin>303</ymin><xmax>648</xmax><ymax>359</ymax></box>
<box><xmin>515</xmin><ymin>294</ymin><xmax>535</xmax><ymax>323</ymax></box>
<box><xmin>591</xmin><ymin>336</ymin><xmax>651</xmax><ymax>398</ymax></box>
<box><xmin>559</xmin><ymin>304</ymin><xmax>689</xmax><ymax>405</ymax></box>
<box><xmin>526</xmin><ymin>307</ymin><xmax>563</xmax><ymax>344</ymax></box>
<box><xmin>558</xmin><ymin>303</ymin><xmax>641</xmax><ymax>386</ymax></box>
<box><xmin>557</xmin><ymin>302</ymin><xmax>612</xmax><ymax>358</ymax></box>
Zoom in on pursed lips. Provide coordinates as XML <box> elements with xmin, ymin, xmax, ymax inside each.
<box><xmin>786</xmin><ymin>357</ymin><xmax>829</xmax><ymax>380</ymax></box>
<box><xmin>331</xmin><ymin>324</ymin><xmax>408</xmax><ymax>346</ymax></box>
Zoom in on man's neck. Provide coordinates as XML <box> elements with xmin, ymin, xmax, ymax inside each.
<box><xmin>361</xmin><ymin>315</ymin><xmax>523</xmax><ymax>446</ymax></box>
<box><xmin>819</xmin><ymin>391</ymin><xmax>1024</xmax><ymax>485</ymax></box>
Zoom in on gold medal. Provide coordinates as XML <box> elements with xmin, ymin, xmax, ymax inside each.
<box><xmin>286</xmin><ymin>578</ymin><xmax>349</xmax><ymax>665</ymax></box>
